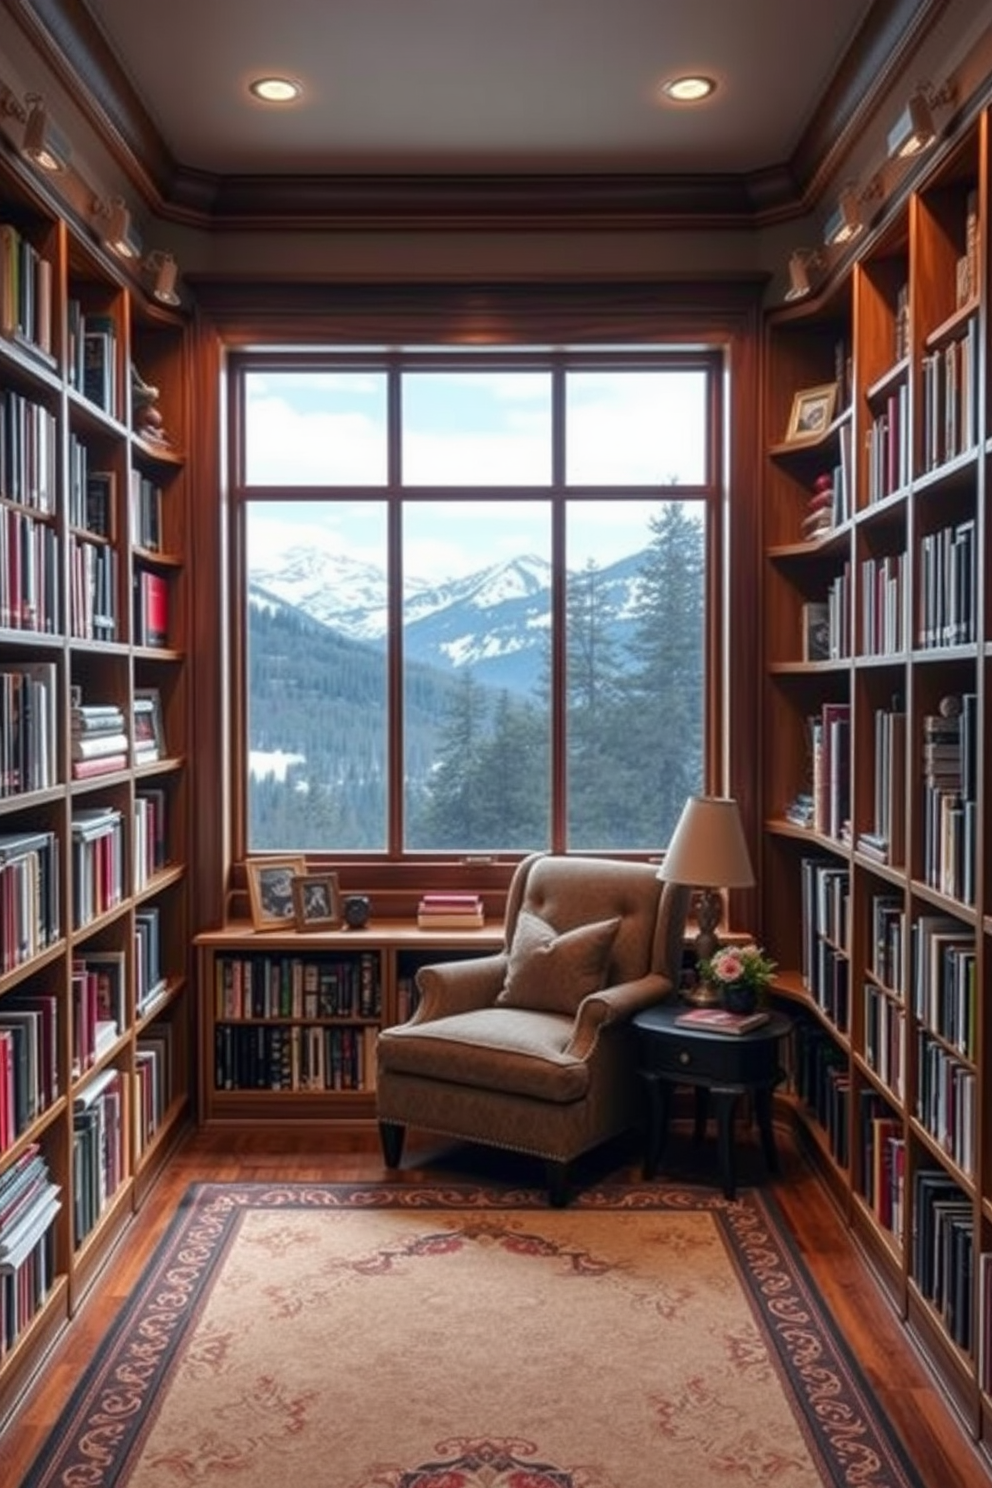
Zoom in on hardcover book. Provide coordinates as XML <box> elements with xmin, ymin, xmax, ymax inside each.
<box><xmin>674</xmin><ymin>1006</ymin><xmax>769</xmax><ymax>1035</ymax></box>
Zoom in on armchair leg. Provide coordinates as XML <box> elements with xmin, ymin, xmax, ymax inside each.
<box><xmin>545</xmin><ymin>1159</ymin><xmax>570</xmax><ymax>1208</ymax></box>
<box><xmin>379</xmin><ymin>1120</ymin><xmax>406</xmax><ymax>1169</ymax></box>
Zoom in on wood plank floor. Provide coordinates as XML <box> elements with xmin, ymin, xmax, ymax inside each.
<box><xmin>2</xmin><ymin>1123</ymin><xmax>992</xmax><ymax>1487</ymax></box>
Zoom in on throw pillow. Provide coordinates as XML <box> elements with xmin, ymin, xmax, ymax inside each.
<box><xmin>497</xmin><ymin>909</ymin><xmax>621</xmax><ymax>1016</ymax></box>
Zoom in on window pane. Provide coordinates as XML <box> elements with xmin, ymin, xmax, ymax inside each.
<box><xmin>401</xmin><ymin>371</ymin><xmax>552</xmax><ymax>485</ymax></box>
<box><xmin>244</xmin><ymin>371</ymin><xmax>387</xmax><ymax>485</ymax></box>
<box><xmin>566</xmin><ymin>500</ymin><xmax>705</xmax><ymax>849</ymax></box>
<box><xmin>403</xmin><ymin>501</ymin><xmax>551</xmax><ymax>850</ymax></box>
<box><xmin>565</xmin><ymin>370</ymin><xmax>708</xmax><ymax>486</ymax></box>
<box><xmin>245</xmin><ymin>500</ymin><xmax>389</xmax><ymax>851</ymax></box>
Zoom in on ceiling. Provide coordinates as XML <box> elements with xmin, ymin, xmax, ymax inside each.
<box><xmin>2</xmin><ymin>0</ymin><xmax>949</xmax><ymax>225</ymax></box>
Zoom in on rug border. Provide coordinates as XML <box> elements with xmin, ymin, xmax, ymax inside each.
<box><xmin>18</xmin><ymin>1179</ymin><xmax>928</xmax><ymax>1488</ymax></box>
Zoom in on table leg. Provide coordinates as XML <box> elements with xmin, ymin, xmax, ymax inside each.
<box><xmin>692</xmin><ymin>1084</ymin><xmax>709</xmax><ymax>1143</ymax></box>
<box><xmin>713</xmin><ymin>1089</ymin><xmax>739</xmax><ymax>1200</ymax></box>
<box><xmin>640</xmin><ymin>1071</ymin><xmax>672</xmax><ymax>1180</ymax></box>
<box><xmin>754</xmin><ymin>1086</ymin><xmax>778</xmax><ymax>1174</ymax></box>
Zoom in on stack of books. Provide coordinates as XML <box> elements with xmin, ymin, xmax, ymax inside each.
<box><xmin>70</xmin><ymin>691</ymin><xmax>127</xmax><ymax>779</ymax></box>
<box><xmin>416</xmin><ymin>893</ymin><xmax>485</xmax><ymax>930</ymax></box>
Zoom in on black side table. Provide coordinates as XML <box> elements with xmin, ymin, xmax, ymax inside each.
<box><xmin>631</xmin><ymin>1001</ymin><xmax>792</xmax><ymax>1199</ymax></box>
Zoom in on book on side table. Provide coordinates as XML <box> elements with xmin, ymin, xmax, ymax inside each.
<box><xmin>674</xmin><ymin>1006</ymin><xmax>770</xmax><ymax>1035</ymax></box>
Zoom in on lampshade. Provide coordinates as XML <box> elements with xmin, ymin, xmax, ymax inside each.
<box><xmin>657</xmin><ymin>795</ymin><xmax>755</xmax><ymax>890</ymax></box>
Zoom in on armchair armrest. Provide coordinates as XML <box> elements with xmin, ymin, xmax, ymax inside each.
<box><xmin>410</xmin><ymin>953</ymin><xmax>509</xmax><ymax>1022</ymax></box>
<box><xmin>565</xmin><ymin>972</ymin><xmax>673</xmax><ymax>1059</ymax></box>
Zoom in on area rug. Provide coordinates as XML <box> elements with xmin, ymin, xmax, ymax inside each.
<box><xmin>21</xmin><ymin>1181</ymin><xmax>925</xmax><ymax>1488</ymax></box>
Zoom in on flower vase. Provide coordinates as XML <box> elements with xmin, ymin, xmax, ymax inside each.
<box><xmin>722</xmin><ymin>981</ymin><xmax>757</xmax><ymax>1015</ymax></box>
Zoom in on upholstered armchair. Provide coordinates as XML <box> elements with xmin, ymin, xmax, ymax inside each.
<box><xmin>376</xmin><ymin>853</ymin><xmax>690</xmax><ymax>1204</ymax></box>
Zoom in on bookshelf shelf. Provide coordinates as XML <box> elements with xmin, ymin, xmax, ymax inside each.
<box><xmin>0</xmin><ymin>154</ymin><xmax>192</xmax><ymax>1422</ymax></box>
<box><xmin>761</xmin><ymin>103</ymin><xmax>991</xmax><ymax>1445</ymax></box>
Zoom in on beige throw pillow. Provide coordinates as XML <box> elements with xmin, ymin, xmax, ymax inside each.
<box><xmin>497</xmin><ymin>910</ymin><xmax>620</xmax><ymax>1016</ymax></box>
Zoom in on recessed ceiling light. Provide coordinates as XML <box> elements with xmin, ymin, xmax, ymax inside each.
<box><xmin>249</xmin><ymin>76</ymin><xmax>302</xmax><ymax>103</ymax></box>
<box><xmin>662</xmin><ymin>76</ymin><xmax>716</xmax><ymax>103</ymax></box>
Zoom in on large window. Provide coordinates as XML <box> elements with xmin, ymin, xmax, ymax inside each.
<box><xmin>234</xmin><ymin>352</ymin><xmax>720</xmax><ymax>859</ymax></box>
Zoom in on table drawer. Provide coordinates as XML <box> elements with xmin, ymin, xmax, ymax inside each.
<box><xmin>638</xmin><ymin>1031</ymin><xmax>779</xmax><ymax>1084</ymax></box>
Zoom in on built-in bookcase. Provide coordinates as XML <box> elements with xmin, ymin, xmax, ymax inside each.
<box><xmin>195</xmin><ymin>923</ymin><xmax>503</xmax><ymax>1127</ymax></box>
<box><xmin>761</xmin><ymin>108</ymin><xmax>992</xmax><ymax>1443</ymax></box>
<box><xmin>0</xmin><ymin>150</ymin><xmax>191</xmax><ymax>1421</ymax></box>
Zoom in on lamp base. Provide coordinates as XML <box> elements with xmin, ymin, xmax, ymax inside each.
<box><xmin>684</xmin><ymin>978</ymin><xmax>722</xmax><ymax>1008</ymax></box>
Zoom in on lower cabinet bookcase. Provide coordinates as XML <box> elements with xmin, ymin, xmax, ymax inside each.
<box><xmin>195</xmin><ymin>920</ymin><xmax>504</xmax><ymax>1127</ymax></box>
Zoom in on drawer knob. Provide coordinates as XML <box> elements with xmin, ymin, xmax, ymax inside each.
<box><xmin>679</xmin><ymin>1050</ymin><xmax>690</xmax><ymax>1065</ymax></box>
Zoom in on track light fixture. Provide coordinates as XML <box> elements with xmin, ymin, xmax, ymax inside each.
<box><xmin>144</xmin><ymin>249</ymin><xmax>181</xmax><ymax>306</ymax></box>
<box><xmin>784</xmin><ymin>249</ymin><xmax>823</xmax><ymax>302</ymax></box>
<box><xmin>824</xmin><ymin>186</ymin><xmax>864</xmax><ymax>246</ymax></box>
<box><xmin>887</xmin><ymin>81</ymin><xmax>955</xmax><ymax>161</ymax></box>
<box><xmin>97</xmin><ymin>197</ymin><xmax>142</xmax><ymax>261</ymax></box>
<box><xmin>21</xmin><ymin>96</ymin><xmax>71</xmax><ymax>173</ymax></box>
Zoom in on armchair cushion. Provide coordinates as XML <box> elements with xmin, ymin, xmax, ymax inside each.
<box><xmin>496</xmin><ymin>909</ymin><xmax>620</xmax><ymax>1016</ymax></box>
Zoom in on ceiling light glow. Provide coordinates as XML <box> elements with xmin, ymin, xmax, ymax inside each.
<box><xmin>249</xmin><ymin>77</ymin><xmax>302</xmax><ymax>103</ymax></box>
<box><xmin>662</xmin><ymin>76</ymin><xmax>716</xmax><ymax>103</ymax></box>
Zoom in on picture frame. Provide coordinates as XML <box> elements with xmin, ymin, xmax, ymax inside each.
<box><xmin>133</xmin><ymin>687</ymin><xmax>165</xmax><ymax>763</ymax></box>
<box><xmin>784</xmin><ymin>383</ymin><xmax>838</xmax><ymax>445</ymax></box>
<box><xmin>246</xmin><ymin>856</ymin><xmax>307</xmax><ymax>930</ymax></box>
<box><xmin>292</xmin><ymin>872</ymin><xmax>341</xmax><ymax>931</ymax></box>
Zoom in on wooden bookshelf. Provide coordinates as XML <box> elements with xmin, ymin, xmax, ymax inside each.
<box><xmin>0</xmin><ymin>150</ymin><xmax>191</xmax><ymax>1421</ymax></box>
<box><xmin>761</xmin><ymin>109</ymin><xmax>991</xmax><ymax>1442</ymax></box>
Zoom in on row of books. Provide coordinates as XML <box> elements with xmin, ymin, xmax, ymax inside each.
<box><xmin>416</xmin><ymin>892</ymin><xmax>485</xmax><ymax>929</ymax></box>
<box><xmin>72</xmin><ymin>954</ymin><xmax>125</xmax><ymax>1079</ymax></box>
<box><xmin>0</xmin><ymin>222</ymin><xmax>54</xmax><ymax>362</ymax></box>
<box><xmin>0</xmin><ymin>659</ymin><xmax>56</xmax><ymax>797</ymax></box>
<box><xmin>0</xmin><ymin>501</ymin><xmax>59</xmax><ymax>632</ymax></box>
<box><xmin>862</xmin><ymin>984</ymin><xmax>905</xmax><ymax>1101</ymax></box>
<box><xmin>860</xmin><ymin>552</ymin><xmax>907</xmax><ymax>656</ymax></box>
<box><xmin>133</xmin><ymin>566</ymin><xmax>169</xmax><ymax>647</ymax></box>
<box><xmin>0</xmin><ymin>827</ymin><xmax>60</xmax><ymax>974</ymax></box>
<box><xmin>919</xmin><ymin>314</ymin><xmax>978</xmax><ymax>472</ymax></box>
<box><xmin>800</xmin><ymin>571</ymin><xmax>849</xmax><ymax>661</ymax></box>
<box><xmin>791</xmin><ymin>1017</ymin><xmax>850</xmax><ymax>1168</ymax></box>
<box><xmin>134</xmin><ymin>788</ymin><xmax>168</xmax><ymax>890</ymax></box>
<box><xmin>917</xmin><ymin>517</ymin><xmax>976</xmax><ymax>649</ymax></box>
<box><xmin>870</xmin><ymin>893</ymin><xmax>904</xmax><ymax>990</ymax></box>
<box><xmin>0</xmin><ymin>386</ymin><xmax>57</xmax><ymax>512</ymax></box>
<box><xmin>913</xmin><ymin>1168</ymin><xmax>973</xmax><ymax>1353</ymax></box>
<box><xmin>910</xmin><ymin>913</ymin><xmax>975</xmax><ymax>1058</ymax></box>
<box><xmin>134</xmin><ymin>1028</ymin><xmax>173</xmax><ymax>1158</ymax></box>
<box><xmin>69</xmin><ymin>532</ymin><xmax>118</xmax><ymax>643</ymax></box>
<box><xmin>215</xmin><ymin>952</ymin><xmax>381</xmax><ymax>1022</ymax></box>
<box><xmin>213</xmin><ymin>1022</ymin><xmax>379</xmax><ymax>1093</ymax></box>
<box><xmin>865</xmin><ymin>381</ymin><xmax>909</xmax><ymax>503</ymax></box>
<box><xmin>921</xmin><ymin>694</ymin><xmax>976</xmax><ymax>906</ymax></box>
<box><xmin>856</xmin><ymin>705</ymin><xmax>906</xmax><ymax>867</ymax></box>
<box><xmin>135</xmin><ymin>905</ymin><xmax>167</xmax><ymax>1016</ymax></box>
<box><xmin>71</xmin><ymin>806</ymin><xmax>124</xmax><ymax>929</ymax></box>
<box><xmin>808</xmin><ymin>701</ymin><xmax>849</xmax><ymax>841</ymax></box>
<box><xmin>72</xmin><ymin>1067</ymin><xmax>125</xmax><ymax>1247</ymax></box>
<box><xmin>0</xmin><ymin>1143</ymin><xmax>60</xmax><ymax>1359</ymax></box>
<box><xmin>68</xmin><ymin>435</ymin><xmax>114</xmax><ymax>537</ymax></box>
<box><xmin>916</xmin><ymin>1030</ymin><xmax>975</xmax><ymax>1178</ymax></box>
<box><xmin>68</xmin><ymin>305</ymin><xmax>118</xmax><ymax>417</ymax></box>
<box><xmin>131</xmin><ymin>471</ymin><xmax>163</xmax><ymax>552</ymax></box>
<box><xmin>861</xmin><ymin>1097</ymin><xmax>904</xmax><ymax>1241</ymax></box>
<box><xmin>0</xmin><ymin>989</ymin><xmax>58</xmax><ymax>1147</ymax></box>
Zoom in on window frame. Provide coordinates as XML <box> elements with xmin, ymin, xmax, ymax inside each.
<box><xmin>229</xmin><ymin>344</ymin><xmax>724</xmax><ymax>868</ymax></box>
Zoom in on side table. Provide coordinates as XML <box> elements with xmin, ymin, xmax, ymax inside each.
<box><xmin>631</xmin><ymin>1001</ymin><xmax>792</xmax><ymax>1199</ymax></box>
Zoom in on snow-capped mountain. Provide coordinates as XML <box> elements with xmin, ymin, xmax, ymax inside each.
<box><xmin>249</xmin><ymin>544</ymin><xmax>645</xmax><ymax>694</ymax></box>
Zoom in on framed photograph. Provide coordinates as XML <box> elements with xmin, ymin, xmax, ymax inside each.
<box><xmin>133</xmin><ymin>688</ymin><xmax>165</xmax><ymax>763</ymax></box>
<box><xmin>784</xmin><ymin>383</ymin><xmax>838</xmax><ymax>444</ymax></box>
<box><xmin>292</xmin><ymin>872</ymin><xmax>341</xmax><ymax>931</ymax></box>
<box><xmin>246</xmin><ymin>856</ymin><xmax>307</xmax><ymax>930</ymax></box>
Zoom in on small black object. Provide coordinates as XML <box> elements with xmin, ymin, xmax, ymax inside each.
<box><xmin>343</xmin><ymin>894</ymin><xmax>371</xmax><ymax>929</ymax></box>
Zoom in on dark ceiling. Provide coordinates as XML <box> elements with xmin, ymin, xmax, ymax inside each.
<box><xmin>1</xmin><ymin>0</ymin><xmax>949</xmax><ymax>226</ymax></box>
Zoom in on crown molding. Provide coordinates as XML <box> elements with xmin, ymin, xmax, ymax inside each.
<box><xmin>0</xmin><ymin>0</ymin><xmax>942</xmax><ymax>231</ymax></box>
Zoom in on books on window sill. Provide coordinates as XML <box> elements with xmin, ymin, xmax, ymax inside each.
<box><xmin>674</xmin><ymin>1006</ymin><xmax>770</xmax><ymax>1035</ymax></box>
<box><xmin>417</xmin><ymin>893</ymin><xmax>485</xmax><ymax>929</ymax></box>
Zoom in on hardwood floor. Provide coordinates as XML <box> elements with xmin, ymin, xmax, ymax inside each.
<box><xmin>2</xmin><ymin>1122</ymin><xmax>991</xmax><ymax>1486</ymax></box>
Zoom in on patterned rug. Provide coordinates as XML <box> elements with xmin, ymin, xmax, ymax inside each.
<box><xmin>22</xmin><ymin>1181</ymin><xmax>925</xmax><ymax>1488</ymax></box>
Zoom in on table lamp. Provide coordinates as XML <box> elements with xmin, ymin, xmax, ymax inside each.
<box><xmin>656</xmin><ymin>795</ymin><xmax>755</xmax><ymax>1004</ymax></box>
